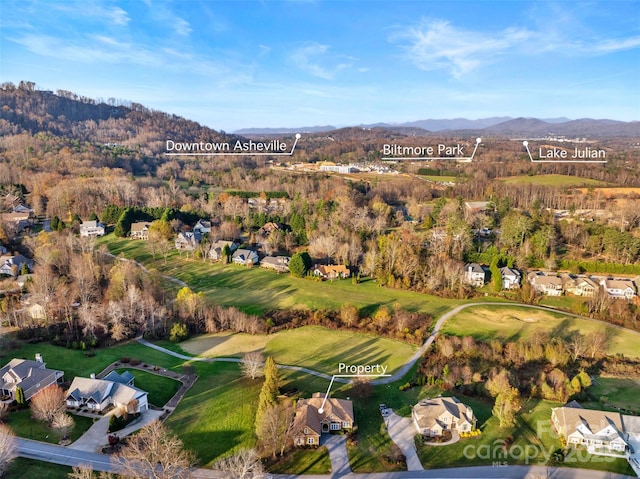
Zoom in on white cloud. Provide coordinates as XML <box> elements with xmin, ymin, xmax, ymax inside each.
<box><xmin>290</xmin><ymin>42</ymin><xmax>351</xmax><ymax>80</ymax></box>
<box><xmin>391</xmin><ymin>19</ymin><xmax>532</xmax><ymax>78</ymax></box>
<box><xmin>50</xmin><ymin>3</ymin><xmax>131</xmax><ymax>26</ymax></box>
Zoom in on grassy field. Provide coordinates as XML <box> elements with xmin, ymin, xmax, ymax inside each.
<box><xmin>6</xmin><ymin>458</ymin><xmax>71</xmax><ymax>479</ymax></box>
<box><xmin>180</xmin><ymin>326</ymin><xmax>417</xmax><ymax>375</ymax></box>
<box><xmin>99</xmin><ymin>234</ymin><xmax>467</xmax><ymax>317</ymax></box>
<box><xmin>165</xmin><ymin>361</ymin><xmax>260</xmax><ymax>467</ymax></box>
<box><xmin>583</xmin><ymin>377</ymin><xmax>640</xmax><ymax>414</ymax></box>
<box><xmin>500</xmin><ymin>174</ymin><xmax>606</xmax><ymax>187</ymax></box>
<box><xmin>441</xmin><ymin>305</ymin><xmax>640</xmax><ymax>358</ymax></box>
<box><xmin>114</xmin><ymin>368</ymin><xmax>181</xmax><ymax>407</ymax></box>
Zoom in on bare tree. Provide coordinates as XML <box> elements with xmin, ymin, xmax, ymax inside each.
<box><xmin>212</xmin><ymin>448</ymin><xmax>267</xmax><ymax>479</ymax></box>
<box><xmin>241</xmin><ymin>351</ymin><xmax>265</xmax><ymax>380</ymax></box>
<box><xmin>31</xmin><ymin>385</ymin><xmax>66</xmax><ymax>424</ymax></box>
<box><xmin>68</xmin><ymin>464</ymin><xmax>116</xmax><ymax>479</ymax></box>
<box><xmin>586</xmin><ymin>330</ymin><xmax>608</xmax><ymax>359</ymax></box>
<box><xmin>117</xmin><ymin>420</ymin><xmax>195</xmax><ymax>479</ymax></box>
<box><xmin>0</xmin><ymin>423</ymin><xmax>16</xmax><ymax>477</ymax></box>
<box><xmin>52</xmin><ymin>411</ymin><xmax>75</xmax><ymax>441</ymax></box>
<box><xmin>256</xmin><ymin>403</ymin><xmax>295</xmax><ymax>459</ymax></box>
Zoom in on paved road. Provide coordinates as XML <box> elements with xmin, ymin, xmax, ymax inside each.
<box><xmin>384</xmin><ymin>411</ymin><xmax>423</xmax><ymax>471</ymax></box>
<box><xmin>321</xmin><ymin>435</ymin><xmax>352</xmax><ymax>476</ymax></box>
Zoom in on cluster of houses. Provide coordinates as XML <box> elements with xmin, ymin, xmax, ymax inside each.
<box><xmin>125</xmin><ymin>220</ymin><xmax>351</xmax><ymax>280</ymax></box>
<box><xmin>463</xmin><ymin>262</ymin><xmax>639</xmax><ymax>300</ymax></box>
<box><xmin>528</xmin><ymin>272</ymin><xmax>638</xmax><ymax>300</ymax></box>
<box><xmin>0</xmin><ymin>354</ymin><xmax>148</xmax><ymax>415</ymax></box>
<box><xmin>463</xmin><ymin>263</ymin><xmax>521</xmax><ymax>290</ymax></box>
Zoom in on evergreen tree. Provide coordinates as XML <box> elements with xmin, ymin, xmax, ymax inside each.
<box><xmin>490</xmin><ymin>257</ymin><xmax>502</xmax><ymax>293</ymax></box>
<box><xmin>289</xmin><ymin>251</ymin><xmax>312</xmax><ymax>278</ymax></box>
<box><xmin>114</xmin><ymin>208</ymin><xmax>134</xmax><ymax>237</ymax></box>
<box><xmin>255</xmin><ymin>357</ymin><xmax>279</xmax><ymax>433</ymax></box>
<box><xmin>15</xmin><ymin>386</ymin><xmax>25</xmax><ymax>406</ymax></box>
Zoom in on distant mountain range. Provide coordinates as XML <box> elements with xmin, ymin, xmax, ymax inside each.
<box><xmin>236</xmin><ymin>117</ymin><xmax>639</xmax><ymax>138</ymax></box>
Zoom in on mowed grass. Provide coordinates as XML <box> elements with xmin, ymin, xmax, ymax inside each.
<box><xmin>267</xmin><ymin>447</ymin><xmax>332</xmax><ymax>474</ymax></box>
<box><xmin>500</xmin><ymin>174</ymin><xmax>607</xmax><ymax>187</ymax></box>
<box><xmin>114</xmin><ymin>368</ymin><xmax>181</xmax><ymax>407</ymax></box>
<box><xmin>7</xmin><ymin>409</ymin><xmax>93</xmax><ymax>444</ymax></box>
<box><xmin>165</xmin><ymin>361</ymin><xmax>260</xmax><ymax>467</ymax></box>
<box><xmin>583</xmin><ymin>377</ymin><xmax>640</xmax><ymax>414</ymax></box>
<box><xmin>6</xmin><ymin>458</ymin><xmax>71</xmax><ymax>479</ymax></box>
<box><xmin>180</xmin><ymin>326</ymin><xmax>417</xmax><ymax>376</ymax></box>
<box><xmin>0</xmin><ymin>340</ymin><xmax>185</xmax><ymax>380</ymax></box>
<box><xmin>441</xmin><ymin>305</ymin><xmax>640</xmax><ymax>358</ymax></box>
<box><xmin>100</xmin><ymin>234</ymin><xmax>465</xmax><ymax>317</ymax></box>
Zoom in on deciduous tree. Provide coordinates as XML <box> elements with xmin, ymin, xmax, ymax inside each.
<box><xmin>241</xmin><ymin>351</ymin><xmax>265</xmax><ymax>380</ymax></box>
<box><xmin>117</xmin><ymin>420</ymin><xmax>195</xmax><ymax>479</ymax></box>
<box><xmin>31</xmin><ymin>385</ymin><xmax>65</xmax><ymax>424</ymax></box>
<box><xmin>0</xmin><ymin>424</ymin><xmax>16</xmax><ymax>477</ymax></box>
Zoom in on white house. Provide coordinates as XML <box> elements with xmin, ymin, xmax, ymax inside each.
<box><xmin>231</xmin><ymin>248</ymin><xmax>259</xmax><ymax>266</ymax></box>
<box><xmin>65</xmin><ymin>372</ymin><xmax>148</xmax><ymax>413</ymax></box>
<box><xmin>528</xmin><ymin>272</ymin><xmax>563</xmax><ymax>296</ymax></box>
<box><xmin>552</xmin><ymin>402</ymin><xmax>629</xmax><ymax>455</ymax></box>
<box><xmin>412</xmin><ymin>397</ymin><xmax>476</xmax><ymax>437</ymax></box>
<box><xmin>599</xmin><ymin>278</ymin><xmax>636</xmax><ymax>300</ymax></box>
<box><xmin>464</xmin><ymin>263</ymin><xmax>486</xmax><ymax>287</ymax></box>
<box><xmin>79</xmin><ymin>220</ymin><xmax>106</xmax><ymax>237</ymax></box>
<box><xmin>500</xmin><ymin>267</ymin><xmax>521</xmax><ymax>290</ymax></box>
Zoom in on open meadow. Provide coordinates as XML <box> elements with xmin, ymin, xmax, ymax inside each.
<box><xmin>180</xmin><ymin>325</ymin><xmax>417</xmax><ymax>375</ymax></box>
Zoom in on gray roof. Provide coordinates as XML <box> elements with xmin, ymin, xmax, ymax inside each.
<box><xmin>103</xmin><ymin>370</ymin><xmax>135</xmax><ymax>385</ymax></box>
<box><xmin>66</xmin><ymin>376</ymin><xmax>147</xmax><ymax>406</ymax></box>
<box><xmin>0</xmin><ymin>358</ymin><xmax>63</xmax><ymax>400</ymax></box>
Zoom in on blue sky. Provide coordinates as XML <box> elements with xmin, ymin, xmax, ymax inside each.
<box><xmin>1</xmin><ymin>0</ymin><xmax>639</xmax><ymax>131</ymax></box>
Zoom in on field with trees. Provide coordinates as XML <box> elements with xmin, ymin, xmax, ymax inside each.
<box><xmin>441</xmin><ymin>304</ymin><xmax>640</xmax><ymax>358</ymax></box>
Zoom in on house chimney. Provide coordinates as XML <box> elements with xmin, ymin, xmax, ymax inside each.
<box><xmin>90</xmin><ymin>373</ymin><xmax>96</xmax><ymax>379</ymax></box>
<box><xmin>35</xmin><ymin>353</ymin><xmax>43</xmax><ymax>363</ymax></box>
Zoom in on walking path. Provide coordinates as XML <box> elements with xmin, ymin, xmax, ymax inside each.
<box><xmin>138</xmin><ymin>301</ymin><xmax>627</xmax><ymax>387</ymax></box>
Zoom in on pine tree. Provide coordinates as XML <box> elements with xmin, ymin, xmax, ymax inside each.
<box><xmin>255</xmin><ymin>357</ymin><xmax>279</xmax><ymax>433</ymax></box>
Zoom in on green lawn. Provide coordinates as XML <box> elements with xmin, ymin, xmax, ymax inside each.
<box><xmin>583</xmin><ymin>376</ymin><xmax>640</xmax><ymax>414</ymax></box>
<box><xmin>114</xmin><ymin>368</ymin><xmax>181</xmax><ymax>407</ymax></box>
<box><xmin>7</xmin><ymin>409</ymin><xmax>93</xmax><ymax>444</ymax></box>
<box><xmin>180</xmin><ymin>326</ymin><xmax>417</xmax><ymax>376</ymax></box>
<box><xmin>441</xmin><ymin>304</ymin><xmax>640</xmax><ymax>358</ymax></box>
<box><xmin>500</xmin><ymin>174</ymin><xmax>607</xmax><ymax>187</ymax></box>
<box><xmin>165</xmin><ymin>361</ymin><xmax>260</xmax><ymax>467</ymax></box>
<box><xmin>6</xmin><ymin>458</ymin><xmax>71</xmax><ymax>479</ymax></box>
<box><xmin>0</xmin><ymin>341</ymin><xmax>185</xmax><ymax>380</ymax></box>
<box><xmin>99</xmin><ymin>234</ymin><xmax>465</xmax><ymax>317</ymax></box>
<box><xmin>267</xmin><ymin>447</ymin><xmax>332</xmax><ymax>474</ymax></box>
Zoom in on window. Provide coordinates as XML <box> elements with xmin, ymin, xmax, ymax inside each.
<box><xmin>307</xmin><ymin>437</ymin><xmax>314</xmax><ymax>445</ymax></box>
<box><xmin>331</xmin><ymin>423</ymin><xmax>340</xmax><ymax>430</ymax></box>
<box><xmin>343</xmin><ymin>421</ymin><xmax>350</xmax><ymax>428</ymax></box>
<box><xmin>304</xmin><ymin>427</ymin><xmax>308</xmax><ymax>434</ymax></box>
